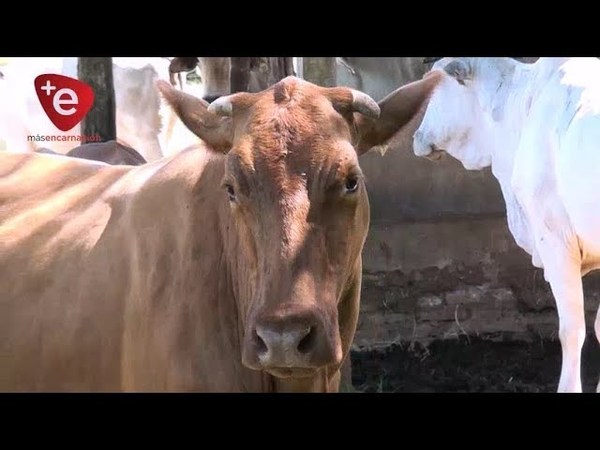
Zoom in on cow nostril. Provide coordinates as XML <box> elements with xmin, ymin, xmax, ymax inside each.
<box><xmin>255</xmin><ymin>331</ymin><xmax>268</xmax><ymax>355</ymax></box>
<box><xmin>297</xmin><ymin>327</ymin><xmax>316</xmax><ymax>354</ymax></box>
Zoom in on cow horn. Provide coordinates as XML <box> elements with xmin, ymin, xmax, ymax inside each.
<box><xmin>207</xmin><ymin>95</ymin><xmax>233</xmax><ymax>117</ymax></box>
<box><xmin>350</xmin><ymin>89</ymin><xmax>380</xmax><ymax>119</ymax></box>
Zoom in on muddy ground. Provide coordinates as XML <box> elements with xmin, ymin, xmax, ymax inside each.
<box><xmin>350</xmin><ymin>334</ymin><xmax>600</xmax><ymax>393</ymax></box>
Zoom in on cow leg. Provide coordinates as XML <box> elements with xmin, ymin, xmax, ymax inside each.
<box><xmin>538</xmin><ymin>240</ymin><xmax>585</xmax><ymax>393</ymax></box>
<box><xmin>553</xmin><ymin>273</ymin><xmax>585</xmax><ymax>393</ymax></box>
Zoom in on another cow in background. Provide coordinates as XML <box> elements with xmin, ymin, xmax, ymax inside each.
<box><xmin>36</xmin><ymin>141</ymin><xmax>147</xmax><ymax>166</ymax></box>
<box><xmin>408</xmin><ymin>57</ymin><xmax>600</xmax><ymax>393</ymax></box>
<box><xmin>67</xmin><ymin>141</ymin><xmax>147</xmax><ymax>166</ymax></box>
<box><xmin>0</xmin><ymin>57</ymin><xmax>203</xmax><ymax>160</ymax></box>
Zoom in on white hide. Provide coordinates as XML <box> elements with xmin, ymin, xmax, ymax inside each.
<box><xmin>0</xmin><ymin>57</ymin><xmax>204</xmax><ymax>160</ymax></box>
<box><xmin>413</xmin><ymin>57</ymin><xmax>600</xmax><ymax>393</ymax></box>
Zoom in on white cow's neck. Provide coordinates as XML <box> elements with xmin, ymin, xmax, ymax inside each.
<box><xmin>472</xmin><ymin>58</ymin><xmax>560</xmax><ymax>258</ymax></box>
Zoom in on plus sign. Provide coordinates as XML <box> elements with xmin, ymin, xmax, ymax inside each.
<box><xmin>41</xmin><ymin>80</ymin><xmax>56</xmax><ymax>96</ymax></box>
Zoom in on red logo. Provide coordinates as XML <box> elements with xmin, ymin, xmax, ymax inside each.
<box><xmin>34</xmin><ymin>74</ymin><xmax>94</xmax><ymax>132</ymax></box>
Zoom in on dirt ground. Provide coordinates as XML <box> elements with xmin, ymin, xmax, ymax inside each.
<box><xmin>351</xmin><ymin>334</ymin><xmax>600</xmax><ymax>393</ymax></box>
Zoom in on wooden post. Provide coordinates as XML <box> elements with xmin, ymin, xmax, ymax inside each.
<box><xmin>302</xmin><ymin>57</ymin><xmax>336</xmax><ymax>87</ymax></box>
<box><xmin>230</xmin><ymin>57</ymin><xmax>295</xmax><ymax>93</ymax></box>
<box><xmin>77</xmin><ymin>57</ymin><xmax>116</xmax><ymax>142</ymax></box>
<box><xmin>264</xmin><ymin>57</ymin><xmax>295</xmax><ymax>85</ymax></box>
<box><xmin>230</xmin><ymin>57</ymin><xmax>253</xmax><ymax>93</ymax></box>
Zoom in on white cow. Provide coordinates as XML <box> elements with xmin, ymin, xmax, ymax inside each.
<box><xmin>0</xmin><ymin>57</ymin><xmax>204</xmax><ymax>160</ymax></box>
<box><xmin>407</xmin><ymin>57</ymin><xmax>600</xmax><ymax>393</ymax></box>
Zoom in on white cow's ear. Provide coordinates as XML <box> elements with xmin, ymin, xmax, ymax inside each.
<box><xmin>443</xmin><ymin>59</ymin><xmax>471</xmax><ymax>85</ymax></box>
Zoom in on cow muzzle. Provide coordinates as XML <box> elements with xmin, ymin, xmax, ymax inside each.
<box><xmin>242</xmin><ymin>306</ymin><xmax>341</xmax><ymax>378</ymax></box>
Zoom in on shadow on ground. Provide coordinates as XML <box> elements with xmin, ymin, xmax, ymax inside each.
<box><xmin>351</xmin><ymin>334</ymin><xmax>600</xmax><ymax>393</ymax></box>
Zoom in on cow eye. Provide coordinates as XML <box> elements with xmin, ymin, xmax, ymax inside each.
<box><xmin>344</xmin><ymin>176</ymin><xmax>359</xmax><ymax>194</ymax></box>
<box><xmin>224</xmin><ymin>183</ymin><xmax>236</xmax><ymax>202</ymax></box>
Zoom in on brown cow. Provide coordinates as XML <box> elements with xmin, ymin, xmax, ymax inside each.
<box><xmin>35</xmin><ymin>141</ymin><xmax>147</xmax><ymax>166</ymax></box>
<box><xmin>0</xmin><ymin>75</ymin><xmax>437</xmax><ymax>392</ymax></box>
<box><xmin>67</xmin><ymin>141</ymin><xmax>147</xmax><ymax>166</ymax></box>
<box><xmin>35</xmin><ymin>147</ymin><xmax>60</xmax><ymax>155</ymax></box>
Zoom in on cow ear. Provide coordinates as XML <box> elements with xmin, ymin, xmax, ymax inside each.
<box><xmin>169</xmin><ymin>57</ymin><xmax>199</xmax><ymax>74</ymax></box>
<box><xmin>156</xmin><ymin>80</ymin><xmax>233</xmax><ymax>153</ymax></box>
<box><xmin>353</xmin><ymin>70</ymin><xmax>444</xmax><ymax>155</ymax></box>
<box><xmin>443</xmin><ymin>59</ymin><xmax>471</xmax><ymax>85</ymax></box>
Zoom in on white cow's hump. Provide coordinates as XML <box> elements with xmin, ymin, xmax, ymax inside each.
<box><xmin>559</xmin><ymin>57</ymin><xmax>600</xmax><ymax>87</ymax></box>
<box><xmin>556</xmin><ymin>58</ymin><xmax>600</xmax><ymax>116</ymax></box>
<box><xmin>517</xmin><ymin>57</ymin><xmax>600</xmax><ymax>263</ymax></box>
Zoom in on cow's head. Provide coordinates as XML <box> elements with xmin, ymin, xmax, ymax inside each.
<box><xmin>197</xmin><ymin>57</ymin><xmax>230</xmax><ymax>104</ymax></box>
<box><xmin>168</xmin><ymin>57</ymin><xmax>230</xmax><ymax>103</ymax></box>
<box><xmin>157</xmin><ymin>76</ymin><xmax>429</xmax><ymax>382</ymax></box>
<box><xmin>412</xmin><ymin>57</ymin><xmax>501</xmax><ymax>170</ymax></box>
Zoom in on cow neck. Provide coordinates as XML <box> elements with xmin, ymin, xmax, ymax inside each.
<box><xmin>126</xmin><ymin>147</ymin><xmax>261</xmax><ymax>391</ymax></box>
<box><xmin>485</xmin><ymin>59</ymin><xmax>551</xmax><ymax>183</ymax></box>
<box><xmin>480</xmin><ymin>60</ymin><xmax>550</xmax><ymax>259</ymax></box>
